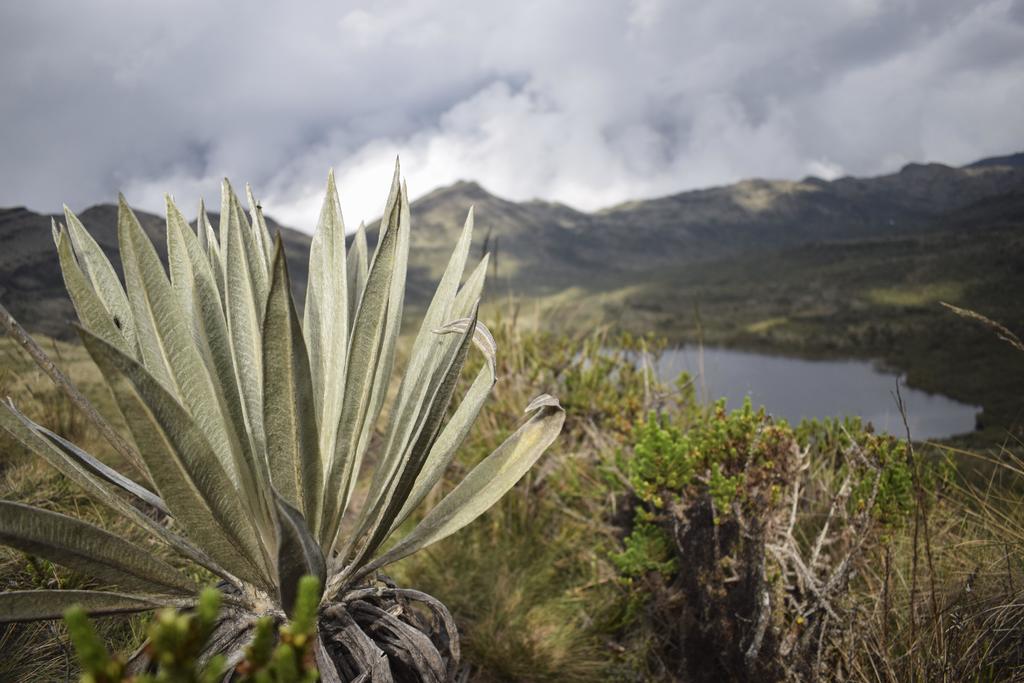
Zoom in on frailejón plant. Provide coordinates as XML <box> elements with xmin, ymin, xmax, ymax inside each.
<box><xmin>0</xmin><ymin>161</ymin><xmax>564</xmax><ymax>681</ymax></box>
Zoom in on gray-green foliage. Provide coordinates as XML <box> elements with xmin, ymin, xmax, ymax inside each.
<box><xmin>0</xmin><ymin>162</ymin><xmax>564</xmax><ymax>669</ymax></box>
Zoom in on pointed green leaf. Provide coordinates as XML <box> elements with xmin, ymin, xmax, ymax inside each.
<box><xmin>0</xmin><ymin>402</ymin><xmax>231</xmax><ymax>581</ymax></box>
<box><xmin>382</xmin><ymin>261</ymin><xmax>493</xmax><ymax>533</ymax></box>
<box><xmin>452</xmin><ymin>254</ymin><xmax>489</xmax><ymax>319</ymax></box>
<box><xmin>79</xmin><ymin>328</ymin><xmax>272</xmax><ymax>590</ymax></box>
<box><xmin>223</xmin><ymin>182</ymin><xmax>267</xmax><ymax>460</ymax></box>
<box><xmin>246</xmin><ymin>184</ymin><xmax>274</xmax><ymax>272</ymax></box>
<box><xmin>302</xmin><ymin>170</ymin><xmax>349</xmax><ymax>491</ymax></box>
<box><xmin>231</xmin><ymin>181</ymin><xmax>270</xmax><ymax>301</ymax></box>
<box><xmin>358</xmin><ymin>178</ymin><xmax>411</xmax><ymax>450</ymax></box>
<box><xmin>62</xmin><ymin>205</ymin><xmax>136</xmax><ymax>351</ymax></box>
<box><xmin>339</xmin><ymin>176</ymin><xmax>412</xmax><ymax>546</ymax></box>
<box><xmin>346</xmin><ymin>221</ymin><xmax>368</xmax><ymax>332</ymax></box>
<box><xmin>34</xmin><ymin>424</ymin><xmax>168</xmax><ymax>515</ymax></box>
<box><xmin>0</xmin><ymin>501</ymin><xmax>195</xmax><ymax>594</ymax></box>
<box><xmin>0</xmin><ymin>591</ymin><xmax>164</xmax><ymax>623</ymax></box>
<box><xmin>166</xmin><ymin>195</ymin><xmax>198</xmax><ymax>320</ymax></box>
<box><xmin>119</xmin><ymin>195</ymin><xmax>243</xmax><ymax>488</ymax></box>
<box><xmin>433</xmin><ymin>316</ymin><xmax>497</xmax><ymax>382</ymax></box>
<box><xmin>198</xmin><ymin>200</ymin><xmax>225</xmax><ymax>297</ymax></box>
<box><xmin>264</xmin><ymin>238</ymin><xmax>322</xmax><ymax>530</ymax></box>
<box><xmin>358</xmin><ymin>396</ymin><xmax>564</xmax><ymax>575</ymax></box>
<box><xmin>117</xmin><ymin>195</ymin><xmax>176</xmax><ymax>392</ymax></box>
<box><xmin>319</xmin><ymin>162</ymin><xmax>403</xmax><ymax>546</ymax></box>
<box><xmin>273</xmin><ymin>492</ymin><xmax>326</xmax><ymax>618</ymax></box>
<box><xmin>374</xmin><ymin>208</ymin><xmax>475</xmax><ymax>497</ymax></box>
<box><xmin>167</xmin><ymin>195</ymin><xmax>274</xmax><ymax>541</ymax></box>
<box><xmin>54</xmin><ymin>226</ymin><xmax>131</xmax><ymax>355</ymax></box>
<box><xmin>391</xmin><ymin>355</ymin><xmax>497</xmax><ymax>534</ymax></box>
<box><xmin>346</xmin><ymin>304</ymin><xmax>480</xmax><ymax>566</ymax></box>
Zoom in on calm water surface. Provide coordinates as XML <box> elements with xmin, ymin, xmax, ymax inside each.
<box><xmin>655</xmin><ymin>347</ymin><xmax>980</xmax><ymax>441</ymax></box>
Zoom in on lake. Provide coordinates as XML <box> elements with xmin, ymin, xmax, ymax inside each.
<box><xmin>654</xmin><ymin>346</ymin><xmax>980</xmax><ymax>441</ymax></box>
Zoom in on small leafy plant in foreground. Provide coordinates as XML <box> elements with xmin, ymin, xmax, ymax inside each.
<box><xmin>66</xmin><ymin>577</ymin><xmax>321</xmax><ymax>683</ymax></box>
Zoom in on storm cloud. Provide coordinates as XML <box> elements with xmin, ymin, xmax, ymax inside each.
<box><xmin>1</xmin><ymin>0</ymin><xmax>1022</xmax><ymax>230</ymax></box>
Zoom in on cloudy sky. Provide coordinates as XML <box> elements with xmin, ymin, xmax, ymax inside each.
<box><xmin>1</xmin><ymin>0</ymin><xmax>1022</xmax><ymax>230</ymax></box>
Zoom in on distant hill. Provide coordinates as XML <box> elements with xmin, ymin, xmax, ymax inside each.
<box><xmin>0</xmin><ymin>205</ymin><xmax>310</xmax><ymax>339</ymax></box>
<box><xmin>1</xmin><ymin>152</ymin><xmax>1022</xmax><ymax>338</ymax></box>
<box><xmin>965</xmin><ymin>152</ymin><xmax>1024</xmax><ymax>169</ymax></box>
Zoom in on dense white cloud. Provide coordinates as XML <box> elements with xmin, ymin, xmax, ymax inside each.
<box><xmin>1</xmin><ymin>0</ymin><xmax>1021</xmax><ymax>230</ymax></box>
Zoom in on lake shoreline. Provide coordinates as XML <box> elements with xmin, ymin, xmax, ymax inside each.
<box><xmin>650</xmin><ymin>344</ymin><xmax>981</xmax><ymax>442</ymax></box>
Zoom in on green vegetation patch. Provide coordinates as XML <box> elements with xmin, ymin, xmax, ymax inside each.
<box><xmin>866</xmin><ymin>281</ymin><xmax>964</xmax><ymax>307</ymax></box>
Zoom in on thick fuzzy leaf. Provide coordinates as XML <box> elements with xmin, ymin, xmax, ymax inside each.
<box><xmin>0</xmin><ymin>591</ymin><xmax>164</xmax><ymax>623</ymax></box>
<box><xmin>166</xmin><ymin>196</ymin><xmax>198</xmax><ymax>320</ymax></box>
<box><xmin>0</xmin><ymin>501</ymin><xmax>195</xmax><ymax>594</ymax></box>
<box><xmin>197</xmin><ymin>201</ymin><xmax>224</xmax><ymax>297</ymax></box>
<box><xmin>62</xmin><ymin>205</ymin><xmax>136</xmax><ymax>351</ymax></box>
<box><xmin>391</xmin><ymin>363</ymin><xmax>496</xmax><ymax>534</ymax></box>
<box><xmin>0</xmin><ymin>402</ymin><xmax>230</xmax><ymax>581</ymax></box>
<box><xmin>451</xmin><ymin>254</ymin><xmax>489</xmax><ymax>320</ymax></box>
<box><xmin>223</xmin><ymin>182</ymin><xmax>267</xmax><ymax>459</ymax></box>
<box><xmin>384</xmin><ymin>304</ymin><xmax>497</xmax><ymax>533</ymax></box>
<box><xmin>355</xmin><ymin>179</ymin><xmax>411</xmax><ymax>473</ymax></box>
<box><xmin>54</xmin><ymin>226</ymin><xmax>132</xmax><ymax>355</ymax></box>
<box><xmin>319</xmin><ymin>163</ymin><xmax>403</xmax><ymax>546</ymax></box>
<box><xmin>302</xmin><ymin>170</ymin><xmax>348</xmax><ymax>493</ymax></box>
<box><xmin>433</xmin><ymin>316</ymin><xmax>497</xmax><ymax>379</ymax></box>
<box><xmin>264</xmin><ymin>239</ymin><xmax>322</xmax><ymax>530</ymax></box>
<box><xmin>346</xmin><ymin>221</ymin><xmax>369</xmax><ymax>331</ymax></box>
<box><xmin>358</xmin><ymin>396</ymin><xmax>564</xmax><ymax>576</ymax></box>
<box><xmin>119</xmin><ymin>195</ymin><xmax>242</xmax><ymax>487</ymax></box>
<box><xmin>117</xmin><ymin>195</ymin><xmax>176</xmax><ymax>392</ymax></box>
<box><xmin>246</xmin><ymin>184</ymin><xmax>275</xmax><ymax>271</ymax></box>
<box><xmin>230</xmin><ymin>181</ymin><xmax>270</xmax><ymax>301</ymax></box>
<box><xmin>34</xmin><ymin>424</ymin><xmax>168</xmax><ymax>515</ymax></box>
<box><xmin>80</xmin><ymin>328</ymin><xmax>271</xmax><ymax>590</ymax></box>
<box><xmin>332</xmin><ymin>176</ymin><xmax>412</xmax><ymax>554</ymax></box>
<box><xmin>273</xmin><ymin>492</ymin><xmax>326</xmax><ymax>618</ymax></box>
<box><xmin>372</xmin><ymin>209</ymin><xmax>475</xmax><ymax>506</ymax></box>
<box><xmin>346</xmin><ymin>305</ymin><xmax>480</xmax><ymax>567</ymax></box>
<box><xmin>167</xmin><ymin>196</ymin><xmax>273</xmax><ymax>538</ymax></box>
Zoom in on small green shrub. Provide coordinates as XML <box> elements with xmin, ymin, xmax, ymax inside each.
<box><xmin>627</xmin><ymin>398</ymin><xmax>793</xmax><ymax>522</ymax></box>
<box><xmin>65</xmin><ymin>578</ymin><xmax>321</xmax><ymax>683</ymax></box>
<box><xmin>796</xmin><ymin>416</ymin><xmax>950</xmax><ymax>528</ymax></box>
<box><xmin>610</xmin><ymin>521</ymin><xmax>676</xmax><ymax>579</ymax></box>
<box><xmin>613</xmin><ymin>400</ymin><xmax>952</xmax><ymax>680</ymax></box>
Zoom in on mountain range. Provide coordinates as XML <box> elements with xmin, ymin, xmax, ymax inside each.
<box><xmin>1</xmin><ymin>152</ymin><xmax>1022</xmax><ymax>340</ymax></box>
